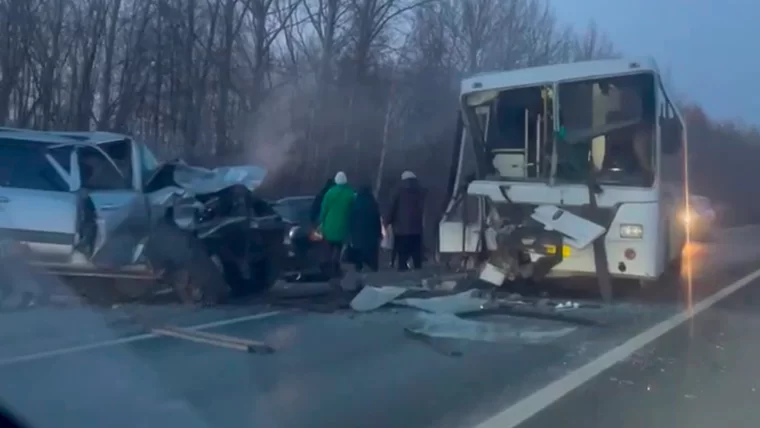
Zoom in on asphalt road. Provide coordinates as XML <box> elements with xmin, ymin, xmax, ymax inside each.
<box><xmin>1</xmin><ymin>226</ymin><xmax>760</xmax><ymax>428</ymax></box>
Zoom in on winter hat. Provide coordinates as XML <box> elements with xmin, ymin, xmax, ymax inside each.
<box><xmin>334</xmin><ymin>171</ymin><xmax>347</xmax><ymax>185</ymax></box>
<box><xmin>401</xmin><ymin>170</ymin><xmax>416</xmax><ymax>180</ymax></box>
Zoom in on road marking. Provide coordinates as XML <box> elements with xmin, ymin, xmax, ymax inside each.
<box><xmin>475</xmin><ymin>267</ymin><xmax>760</xmax><ymax>428</ymax></box>
<box><xmin>0</xmin><ymin>310</ymin><xmax>283</xmax><ymax>367</ymax></box>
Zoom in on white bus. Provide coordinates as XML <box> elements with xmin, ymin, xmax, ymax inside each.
<box><xmin>439</xmin><ymin>58</ymin><xmax>687</xmax><ymax>289</ymax></box>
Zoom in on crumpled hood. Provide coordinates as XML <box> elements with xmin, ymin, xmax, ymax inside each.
<box><xmin>169</xmin><ymin>162</ymin><xmax>267</xmax><ymax>194</ymax></box>
<box><xmin>145</xmin><ymin>160</ymin><xmax>268</xmax><ymax>207</ymax></box>
<box><xmin>95</xmin><ymin>161</ymin><xmax>270</xmax><ymax>267</ymax></box>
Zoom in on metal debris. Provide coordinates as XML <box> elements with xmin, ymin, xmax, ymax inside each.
<box><xmin>555</xmin><ymin>301</ymin><xmax>580</xmax><ymax>310</ymax></box>
<box><xmin>395</xmin><ymin>289</ymin><xmax>489</xmax><ymax>315</ymax></box>
<box><xmin>350</xmin><ymin>286</ymin><xmax>409</xmax><ymax>312</ymax></box>
<box><xmin>405</xmin><ymin>312</ymin><xmax>576</xmax><ymax>343</ymax></box>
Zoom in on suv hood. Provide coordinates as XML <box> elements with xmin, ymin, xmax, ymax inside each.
<box><xmin>148</xmin><ymin>160</ymin><xmax>267</xmax><ymax>195</ymax></box>
<box><xmin>145</xmin><ymin>160</ymin><xmax>268</xmax><ymax>207</ymax></box>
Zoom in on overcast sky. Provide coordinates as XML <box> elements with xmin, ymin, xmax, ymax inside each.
<box><xmin>551</xmin><ymin>0</ymin><xmax>759</xmax><ymax>122</ymax></box>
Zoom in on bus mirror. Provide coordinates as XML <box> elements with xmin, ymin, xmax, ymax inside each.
<box><xmin>661</xmin><ymin>120</ymin><xmax>681</xmax><ymax>154</ymax></box>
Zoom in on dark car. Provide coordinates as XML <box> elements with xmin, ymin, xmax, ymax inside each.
<box><xmin>273</xmin><ymin>196</ymin><xmax>323</xmax><ymax>279</ymax></box>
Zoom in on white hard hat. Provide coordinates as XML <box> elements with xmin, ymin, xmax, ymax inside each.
<box><xmin>401</xmin><ymin>170</ymin><xmax>416</xmax><ymax>180</ymax></box>
<box><xmin>334</xmin><ymin>171</ymin><xmax>347</xmax><ymax>184</ymax></box>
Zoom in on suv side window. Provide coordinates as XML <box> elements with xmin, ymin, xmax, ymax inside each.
<box><xmin>137</xmin><ymin>142</ymin><xmax>160</xmax><ymax>187</ymax></box>
<box><xmin>78</xmin><ymin>146</ymin><xmax>131</xmax><ymax>190</ymax></box>
<box><xmin>47</xmin><ymin>146</ymin><xmax>72</xmax><ymax>174</ymax></box>
<box><xmin>98</xmin><ymin>140</ymin><xmax>133</xmax><ymax>186</ymax></box>
<box><xmin>0</xmin><ymin>140</ymin><xmax>69</xmax><ymax>192</ymax></box>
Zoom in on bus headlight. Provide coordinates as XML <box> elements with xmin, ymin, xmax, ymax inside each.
<box><xmin>620</xmin><ymin>224</ymin><xmax>643</xmax><ymax>239</ymax></box>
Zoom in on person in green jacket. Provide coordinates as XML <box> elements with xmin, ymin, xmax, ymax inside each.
<box><xmin>318</xmin><ymin>171</ymin><xmax>355</xmax><ymax>285</ymax></box>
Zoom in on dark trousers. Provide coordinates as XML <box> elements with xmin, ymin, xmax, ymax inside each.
<box><xmin>389</xmin><ymin>243</ymin><xmax>399</xmax><ymax>267</ymax></box>
<box><xmin>323</xmin><ymin>240</ymin><xmax>344</xmax><ymax>279</ymax></box>
<box><xmin>353</xmin><ymin>248</ymin><xmax>379</xmax><ymax>272</ymax></box>
<box><xmin>394</xmin><ymin>233</ymin><xmax>422</xmax><ymax>271</ymax></box>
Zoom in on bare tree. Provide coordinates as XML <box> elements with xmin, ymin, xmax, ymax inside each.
<box><xmin>1</xmin><ymin>0</ymin><xmax>751</xmax><ymax>229</ymax></box>
<box><xmin>573</xmin><ymin>20</ymin><xmax>617</xmax><ymax>61</ymax></box>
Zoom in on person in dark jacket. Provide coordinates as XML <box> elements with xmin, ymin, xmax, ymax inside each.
<box><xmin>349</xmin><ymin>184</ymin><xmax>382</xmax><ymax>272</ymax></box>
<box><xmin>310</xmin><ymin>178</ymin><xmax>335</xmax><ymax>226</ymax></box>
<box><xmin>385</xmin><ymin>170</ymin><xmax>426</xmax><ymax>271</ymax></box>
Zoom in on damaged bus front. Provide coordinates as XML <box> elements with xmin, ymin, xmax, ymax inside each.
<box><xmin>439</xmin><ymin>58</ymin><xmax>687</xmax><ymax>294</ymax></box>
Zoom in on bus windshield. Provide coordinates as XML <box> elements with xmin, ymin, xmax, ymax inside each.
<box><xmin>461</xmin><ymin>72</ymin><xmax>657</xmax><ymax>187</ymax></box>
<box><xmin>556</xmin><ymin>73</ymin><xmax>657</xmax><ymax>186</ymax></box>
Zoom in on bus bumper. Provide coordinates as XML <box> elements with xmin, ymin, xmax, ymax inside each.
<box><xmin>546</xmin><ymin>239</ymin><xmax>659</xmax><ymax>280</ymax></box>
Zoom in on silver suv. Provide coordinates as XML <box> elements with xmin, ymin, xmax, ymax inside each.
<box><xmin>0</xmin><ymin>128</ymin><xmax>286</xmax><ymax>304</ymax></box>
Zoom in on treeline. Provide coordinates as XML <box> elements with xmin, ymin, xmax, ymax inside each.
<box><xmin>0</xmin><ymin>0</ymin><xmax>756</xmax><ymax>225</ymax></box>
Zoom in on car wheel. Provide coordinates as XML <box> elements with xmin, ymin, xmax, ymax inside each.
<box><xmin>147</xmin><ymin>220</ymin><xmax>229</xmax><ymax>305</ymax></box>
<box><xmin>250</xmin><ymin>253</ymin><xmax>283</xmax><ymax>292</ymax></box>
<box><xmin>172</xmin><ymin>245</ymin><xmax>229</xmax><ymax>305</ymax></box>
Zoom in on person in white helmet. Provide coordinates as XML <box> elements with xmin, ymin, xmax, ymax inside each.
<box><xmin>385</xmin><ymin>170</ymin><xmax>426</xmax><ymax>271</ymax></box>
<box><xmin>317</xmin><ymin>171</ymin><xmax>355</xmax><ymax>289</ymax></box>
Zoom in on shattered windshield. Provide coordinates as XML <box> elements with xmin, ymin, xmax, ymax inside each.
<box><xmin>461</xmin><ymin>72</ymin><xmax>656</xmax><ymax>187</ymax></box>
<box><xmin>556</xmin><ymin>73</ymin><xmax>656</xmax><ymax>186</ymax></box>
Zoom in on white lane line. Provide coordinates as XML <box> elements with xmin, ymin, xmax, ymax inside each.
<box><xmin>0</xmin><ymin>310</ymin><xmax>283</xmax><ymax>367</ymax></box>
<box><xmin>475</xmin><ymin>267</ymin><xmax>760</xmax><ymax>428</ymax></box>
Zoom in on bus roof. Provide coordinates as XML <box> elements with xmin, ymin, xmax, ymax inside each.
<box><xmin>461</xmin><ymin>57</ymin><xmax>660</xmax><ymax>96</ymax></box>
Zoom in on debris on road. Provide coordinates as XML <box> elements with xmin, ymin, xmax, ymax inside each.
<box><xmin>350</xmin><ymin>285</ymin><xmax>409</xmax><ymax>312</ymax></box>
<box><xmin>406</xmin><ymin>312</ymin><xmax>576</xmax><ymax>343</ymax></box>
<box><xmin>151</xmin><ymin>326</ymin><xmax>274</xmax><ymax>354</ymax></box>
<box><xmin>395</xmin><ymin>289</ymin><xmax>488</xmax><ymax>314</ymax></box>
<box><xmin>349</xmin><ymin>283</ymin><xmax>600</xmax><ymax>325</ymax></box>
<box><xmin>555</xmin><ymin>301</ymin><xmax>580</xmax><ymax>310</ymax></box>
<box><xmin>404</xmin><ymin>328</ymin><xmax>464</xmax><ymax>357</ymax></box>
<box><xmin>348</xmin><ymin>281</ymin><xmax>596</xmax><ymax>352</ymax></box>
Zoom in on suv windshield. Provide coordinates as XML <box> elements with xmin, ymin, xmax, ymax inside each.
<box><xmin>0</xmin><ymin>140</ymin><xmax>69</xmax><ymax>192</ymax></box>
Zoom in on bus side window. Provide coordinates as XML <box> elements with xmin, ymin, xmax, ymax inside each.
<box><xmin>660</xmin><ymin>95</ymin><xmax>681</xmax><ymax>155</ymax></box>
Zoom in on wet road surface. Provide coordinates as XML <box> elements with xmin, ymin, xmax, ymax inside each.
<box><xmin>1</xmin><ymin>226</ymin><xmax>760</xmax><ymax>428</ymax></box>
<box><xmin>514</xmin><ymin>279</ymin><xmax>760</xmax><ymax>428</ymax></box>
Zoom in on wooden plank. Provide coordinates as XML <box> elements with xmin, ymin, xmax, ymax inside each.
<box><xmin>151</xmin><ymin>327</ymin><xmax>273</xmax><ymax>354</ymax></box>
<box><xmin>160</xmin><ymin>326</ymin><xmax>274</xmax><ymax>354</ymax></box>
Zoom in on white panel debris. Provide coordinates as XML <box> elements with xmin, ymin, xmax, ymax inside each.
<box><xmin>395</xmin><ymin>289</ymin><xmax>488</xmax><ymax>315</ymax></box>
<box><xmin>406</xmin><ymin>312</ymin><xmax>576</xmax><ymax>343</ymax></box>
<box><xmin>349</xmin><ymin>286</ymin><xmax>409</xmax><ymax>312</ymax></box>
<box><xmin>530</xmin><ymin>205</ymin><xmax>606</xmax><ymax>249</ymax></box>
<box><xmin>479</xmin><ymin>263</ymin><xmax>507</xmax><ymax>287</ymax></box>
